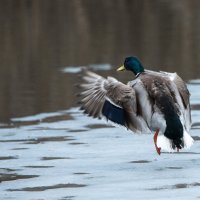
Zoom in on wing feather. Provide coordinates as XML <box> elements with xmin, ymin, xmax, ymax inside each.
<box><xmin>146</xmin><ymin>70</ymin><xmax>191</xmax><ymax>131</ymax></box>
<box><xmin>172</xmin><ymin>74</ymin><xmax>191</xmax><ymax>131</ymax></box>
<box><xmin>78</xmin><ymin>70</ymin><xmax>147</xmax><ymax>133</ymax></box>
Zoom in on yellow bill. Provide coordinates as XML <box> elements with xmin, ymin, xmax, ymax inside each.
<box><xmin>117</xmin><ymin>65</ymin><xmax>125</xmax><ymax>71</ymax></box>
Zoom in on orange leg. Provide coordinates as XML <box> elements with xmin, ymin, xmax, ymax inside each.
<box><xmin>153</xmin><ymin>129</ymin><xmax>161</xmax><ymax>155</ymax></box>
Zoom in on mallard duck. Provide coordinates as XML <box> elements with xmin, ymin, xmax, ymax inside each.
<box><xmin>78</xmin><ymin>56</ymin><xmax>193</xmax><ymax>155</ymax></box>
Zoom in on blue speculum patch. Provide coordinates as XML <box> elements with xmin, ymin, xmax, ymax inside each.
<box><xmin>102</xmin><ymin>100</ymin><xmax>125</xmax><ymax>126</ymax></box>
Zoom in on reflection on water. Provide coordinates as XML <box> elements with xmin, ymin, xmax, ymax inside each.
<box><xmin>0</xmin><ymin>0</ymin><xmax>200</xmax><ymax>122</ymax></box>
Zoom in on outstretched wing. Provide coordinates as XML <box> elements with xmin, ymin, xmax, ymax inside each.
<box><xmin>150</xmin><ymin>70</ymin><xmax>192</xmax><ymax>131</ymax></box>
<box><xmin>78</xmin><ymin>70</ymin><xmax>147</xmax><ymax>133</ymax></box>
<box><xmin>169</xmin><ymin>73</ymin><xmax>191</xmax><ymax>131</ymax></box>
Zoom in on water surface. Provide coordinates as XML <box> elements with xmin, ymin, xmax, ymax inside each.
<box><xmin>0</xmin><ymin>80</ymin><xmax>200</xmax><ymax>200</ymax></box>
<box><xmin>1</xmin><ymin>1</ymin><xmax>200</xmax><ymax>199</ymax></box>
<box><xmin>1</xmin><ymin>0</ymin><xmax>200</xmax><ymax>122</ymax></box>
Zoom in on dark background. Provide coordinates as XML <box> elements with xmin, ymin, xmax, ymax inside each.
<box><xmin>0</xmin><ymin>0</ymin><xmax>200</xmax><ymax>122</ymax></box>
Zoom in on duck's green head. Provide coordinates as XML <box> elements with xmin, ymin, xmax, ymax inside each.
<box><xmin>117</xmin><ymin>56</ymin><xmax>144</xmax><ymax>76</ymax></box>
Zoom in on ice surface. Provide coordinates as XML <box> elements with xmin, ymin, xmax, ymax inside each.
<box><xmin>61</xmin><ymin>66</ymin><xmax>83</xmax><ymax>74</ymax></box>
<box><xmin>61</xmin><ymin>64</ymin><xmax>112</xmax><ymax>74</ymax></box>
<box><xmin>11</xmin><ymin>111</ymin><xmax>65</xmax><ymax>122</ymax></box>
<box><xmin>188</xmin><ymin>83</ymin><xmax>200</xmax><ymax>105</ymax></box>
<box><xmin>188</xmin><ymin>79</ymin><xmax>200</xmax><ymax>84</ymax></box>
<box><xmin>88</xmin><ymin>63</ymin><xmax>112</xmax><ymax>71</ymax></box>
<box><xmin>0</xmin><ymin>82</ymin><xmax>200</xmax><ymax>200</ymax></box>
